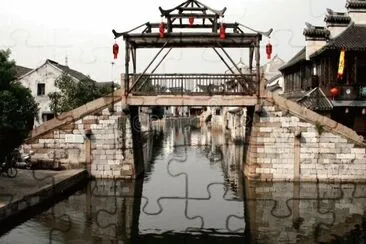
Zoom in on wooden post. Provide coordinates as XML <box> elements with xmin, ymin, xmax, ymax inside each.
<box><xmin>125</xmin><ymin>41</ymin><xmax>130</xmax><ymax>95</ymax></box>
<box><xmin>294</xmin><ymin>131</ymin><xmax>301</xmax><ymax>181</ymax></box>
<box><xmin>85</xmin><ymin>179</ymin><xmax>92</xmax><ymax>225</ymax></box>
<box><xmin>255</xmin><ymin>42</ymin><xmax>261</xmax><ymax>99</ymax></box>
<box><xmin>244</xmin><ymin>178</ymin><xmax>257</xmax><ymax>242</ymax></box>
<box><xmin>131</xmin><ymin>46</ymin><xmax>137</xmax><ymax>74</ymax></box>
<box><xmin>129</xmin><ymin>106</ymin><xmax>144</xmax><ymax>178</ymax></box>
<box><xmin>85</xmin><ymin>137</ymin><xmax>91</xmax><ymax>175</ymax></box>
<box><xmin>292</xmin><ymin>182</ymin><xmax>300</xmax><ymax>227</ymax></box>
<box><xmin>249</xmin><ymin>47</ymin><xmax>254</xmax><ymax>73</ymax></box>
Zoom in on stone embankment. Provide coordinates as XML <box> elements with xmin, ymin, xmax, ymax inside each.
<box><xmin>0</xmin><ymin>169</ymin><xmax>88</xmax><ymax>230</ymax></box>
<box><xmin>245</xmin><ymin>92</ymin><xmax>366</xmax><ymax>182</ymax></box>
<box><xmin>24</xmin><ymin>89</ymin><xmax>139</xmax><ymax>179</ymax></box>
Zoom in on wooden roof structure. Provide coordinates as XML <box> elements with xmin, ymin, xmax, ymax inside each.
<box><xmin>112</xmin><ymin>0</ymin><xmax>272</xmax><ymax>100</ymax></box>
<box><xmin>112</xmin><ymin>0</ymin><xmax>272</xmax><ymax>48</ymax></box>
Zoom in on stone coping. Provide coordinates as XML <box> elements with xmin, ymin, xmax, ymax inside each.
<box><xmin>28</xmin><ymin>89</ymin><xmax>123</xmax><ymax>142</ymax></box>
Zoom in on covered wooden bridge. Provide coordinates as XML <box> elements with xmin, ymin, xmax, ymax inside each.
<box><xmin>112</xmin><ymin>0</ymin><xmax>272</xmax><ymax>106</ymax></box>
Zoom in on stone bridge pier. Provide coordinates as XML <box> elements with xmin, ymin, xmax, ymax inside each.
<box><xmin>24</xmin><ymin>95</ymin><xmax>152</xmax><ymax>179</ymax></box>
<box><xmin>243</xmin><ymin>93</ymin><xmax>366</xmax><ymax>182</ymax></box>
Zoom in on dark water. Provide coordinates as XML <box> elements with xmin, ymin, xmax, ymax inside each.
<box><xmin>2</xmin><ymin>120</ymin><xmax>366</xmax><ymax>243</ymax></box>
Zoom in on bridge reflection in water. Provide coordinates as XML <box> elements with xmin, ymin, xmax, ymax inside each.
<box><xmin>2</xmin><ymin>120</ymin><xmax>366</xmax><ymax>243</ymax></box>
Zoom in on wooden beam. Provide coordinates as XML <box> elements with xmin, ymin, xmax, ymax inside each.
<box><xmin>135</xmin><ymin>48</ymin><xmax>172</xmax><ymax>91</ymax></box>
<box><xmin>178</xmin><ymin>7</ymin><xmax>208</xmax><ymax>11</ymax></box>
<box><xmin>218</xmin><ymin>44</ymin><xmax>256</xmax><ymax>93</ymax></box>
<box><xmin>149</xmin><ymin>23</ymin><xmax>239</xmax><ymax>29</ymax></box>
<box><xmin>129</xmin><ymin>42</ymin><xmax>168</xmax><ymax>92</ymax></box>
<box><xmin>167</xmin><ymin>13</ymin><xmax>217</xmax><ymax>19</ymax></box>
<box><xmin>151</xmin><ymin>48</ymin><xmax>172</xmax><ymax>73</ymax></box>
<box><xmin>212</xmin><ymin>47</ymin><xmax>234</xmax><ymax>74</ymax></box>
<box><xmin>125</xmin><ymin>34</ymin><xmax>259</xmax><ymax>48</ymax></box>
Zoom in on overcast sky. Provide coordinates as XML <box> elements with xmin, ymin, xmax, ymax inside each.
<box><xmin>0</xmin><ymin>0</ymin><xmax>345</xmax><ymax>82</ymax></box>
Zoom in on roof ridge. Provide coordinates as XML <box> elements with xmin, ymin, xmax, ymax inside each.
<box><xmin>46</xmin><ymin>58</ymin><xmax>93</xmax><ymax>82</ymax></box>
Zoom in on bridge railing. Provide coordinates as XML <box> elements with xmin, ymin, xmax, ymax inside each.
<box><xmin>128</xmin><ymin>73</ymin><xmax>257</xmax><ymax>96</ymax></box>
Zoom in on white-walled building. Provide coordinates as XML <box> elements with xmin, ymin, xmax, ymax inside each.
<box><xmin>17</xmin><ymin>59</ymin><xmax>93</xmax><ymax>127</ymax></box>
<box><xmin>262</xmin><ymin>54</ymin><xmax>285</xmax><ymax>94</ymax></box>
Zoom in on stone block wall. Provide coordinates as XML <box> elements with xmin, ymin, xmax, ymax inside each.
<box><xmin>25</xmin><ymin>102</ymin><xmax>137</xmax><ymax>179</ymax></box>
<box><xmin>245</xmin><ymin>96</ymin><xmax>366</xmax><ymax>182</ymax></box>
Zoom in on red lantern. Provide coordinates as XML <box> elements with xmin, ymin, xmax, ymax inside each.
<box><xmin>189</xmin><ymin>16</ymin><xmax>194</xmax><ymax>26</ymax></box>
<box><xmin>159</xmin><ymin>22</ymin><xmax>165</xmax><ymax>38</ymax></box>
<box><xmin>113</xmin><ymin>43</ymin><xmax>119</xmax><ymax>59</ymax></box>
<box><xmin>266</xmin><ymin>42</ymin><xmax>272</xmax><ymax>60</ymax></box>
<box><xmin>219</xmin><ymin>23</ymin><xmax>226</xmax><ymax>39</ymax></box>
<box><xmin>330</xmin><ymin>87</ymin><xmax>339</xmax><ymax>97</ymax></box>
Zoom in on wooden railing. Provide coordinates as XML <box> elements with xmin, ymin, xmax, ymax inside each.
<box><xmin>128</xmin><ymin>73</ymin><xmax>257</xmax><ymax>96</ymax></box>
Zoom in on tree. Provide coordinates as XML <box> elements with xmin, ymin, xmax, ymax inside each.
<box><xmin>49</xmin><ymin>72</ymin><xmax>119</xmax><ymax>114</ymax></box>
<box><xmin>0</xmin><ymin>49</ymin><xmax>38</xmax><ymax>161</ymax></box>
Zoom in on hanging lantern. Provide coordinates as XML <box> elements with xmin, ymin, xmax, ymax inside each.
<box><xmin>330</xmin><ymin>87</ymin><xmax>339</xmax><ymax>97</ymax></box>
<box><xmin>219</xmin><ymin>22</ymin><xmax>226</xmax><ymax>39</ymax></box>
<box><xmin>362</xmin><ymin>108</ymin><xmax>366</xmax><ymax>115</ymax></box>
<box><xmin>113</xmin><ymin>43</ymin><xmax>119</xmax><ymax>59</ymax></box>
<box><xmin>189</xmin><ymin>16</ymin><xmax>194</xmax><ymax>26</ymax></box>
<box><xmin>345</xmin><ymin>107</ymin><xmax>349</xmax><ymax>114</ymax></box>
<box><xmin>266</xmin><ymin>42</ymin><xmax>272</xmax><ymax>60</ymax></box>
<box><xmin>159</xmin><ymin>22</ymin><xmax>165</xmax><ymax>38</ymax></box>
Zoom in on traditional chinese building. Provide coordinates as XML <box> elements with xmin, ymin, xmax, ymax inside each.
<box><xmin>279</xmin><ymin>0</ymin><xmax>366</xmax><ymax>138</ymax></box>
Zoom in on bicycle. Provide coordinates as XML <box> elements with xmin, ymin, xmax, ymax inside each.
<box><xmin>0</xmin><ymin>154</ymin><xmax>18</xmax><ymax>178</ymax></box>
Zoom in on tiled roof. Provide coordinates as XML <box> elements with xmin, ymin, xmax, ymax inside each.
<box><xmin>15</xmin><ymin>65</ymin><xmax>32</xmax><ymax>77</ymax></box>
<box><xmin>303</xmin><ymin>25</ymin><xmax>330</xmax><ymax>38</ymax></box>
<box><xmin>279</xmin><ymin>47</ymin><xmax>307</xmax><ymax>71</ymax></box>
<box><xmin>311</xmin><ymin>24</ymin><xmax>366</xmax><ymax>58</ymax></box>
<box><xmin>281</xmin><ymin>90</ymin><xmax>308</xmax><ymax>100</ymax></box>
<box><xmin>267</xmin><ymin>73</ymin><xmax>282</xmax><ymax>84</ymax></box>
<box><xmin>47</xmin><ymin>59</ymin><xmax>92</xmax><ymax>81</ymax></box>
<box><xmin>324</xmin><ymin>10</ymin><xmax>351</xmax><ymax>25</ymax></box>
<box><xmin>262</xmin><ymin>55</ymin><xmax>286</xmax><ymax>80</ymax></box>
<box><xmin>96</xmin><ymin>81</ymin><xmax>114</xmax><ymax>88</ymax></box>
<box><xmin>346</xmin><ymin>0</ymin><xmax>366</xmax><ymax>9</ymax></box>
<box><xmin>327</xmin><ymin>24</ymin><xmax>366</xmax><ymax>50</ymax></box>
<box><xmin>266</xmin><ymin>80</ymin><xmax>282</xmax><ymax>92</ymax></box>
<box><xmin>296</xmin><ymin>88</ymin><xmax>333</xmax><ymax>111</ymax></box>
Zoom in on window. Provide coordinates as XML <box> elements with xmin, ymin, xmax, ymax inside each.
<box><xmin>37</xmin><ymin>83</ymin><xmax>45</xmax><ymax>96</ymax></box>
<box><xmin>215</xmin><ymin>109</ymin><xmax>221</xmax><ymax>115</ymax></box>
<box><xmin>42</xmin><ymin>113</ymin><xmax>54</xmax><ymax>122</ymax></box>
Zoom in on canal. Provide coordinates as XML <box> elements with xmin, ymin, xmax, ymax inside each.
<box><xmin>1</xmin><ymin>119</ymin><xmax>366</xmax><ymax>243</ymax></box>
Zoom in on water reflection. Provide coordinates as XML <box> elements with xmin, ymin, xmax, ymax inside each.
<box><xmin>2</xmin><ymin>119</ymin><xmax>366</xmax><ymax>243</ymax></box>
<box><xmin>139</xmin><ymin>120</ymin><xmax>246</xmax><ymax>237</ymax></box>
<box><xmin>246</xmin><ymin>181</ymin><xmax>366</xmax><ymax>243</ymax></box>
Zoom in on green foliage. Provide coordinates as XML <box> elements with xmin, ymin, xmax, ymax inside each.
<box><xmin>0</xmin><ymin>49</ymin><xmax>38</xmax><ymax>160</ymax></box>
<box><xmin>49</xmin><ymin>73</ymin><xmax>119</xmax><ymax>114</ymax></box>
<box><xmin>315</xmin><ymin>121</ymin><xmax>325</xmax><ymax>136</ymax></box>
